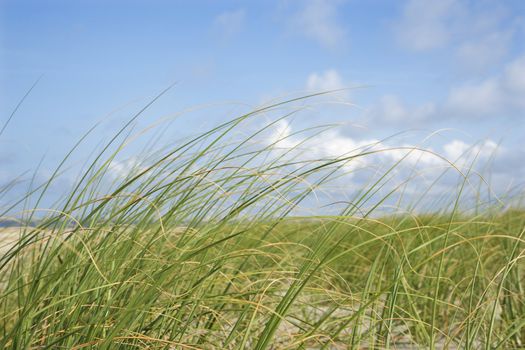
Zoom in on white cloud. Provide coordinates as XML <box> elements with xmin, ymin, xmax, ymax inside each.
<box><xmin>443</xmin><ymin>140</ymin><xmax>498</xmax><ymax>161</ymax></box>
<box><xmin>306</xmin><ymin>69</ymin><xmax>345</xmax><ymax>91</ymax></box>
<box><xmin>446</xmin><ymin>78</ymin><xmax>504</xmax><ymax>117</ymax></box>
<box><xmin>303</xmin><ymin>69</ymin><xmax>353</xmax><ymax>101</ymax></box>
<box><xmin>386</xmin><ymin>146</ymin><xmax>441</xmax><ymax>166</ymax></box>
<box><xmin>443</xmin><ymin>139</ymin><xmax>500</xmax><ymax>164</ymax></box>
<box><xmin>395</xmin><ymin>0</ymin><xmax>518</xmax><ymax>74</ymax></box>
<box><xmin>366</xmin><ymin>95</ymin><xmax>436</xmax><ymax>124</ymax></box>
<box><xmin>267</xmin><ymin>120</ymin><xmax>454</xmax><ymax>174</ymax></box>
<box><xmin>269</xmin><ymin>119</ymin><xmax>501</xmax><ymax>169</ymax></box>
<box><xmin>445</xmin><ymin>54</ymin><xmax>525</xmax><ymax>117</ymax></box>
<box><xmin>504</xmin><ymin>55</ymin><xmax>525</xmax><ymax>99</ymax></box>
<box><xmin>289</xmin><ymin>0</ymin><xmax>346</xmax><ymax>49</ymax></box>
<box><xmin>365</xmin><ymin>54</ymin><xmax>525</xmax><ymax>123</ymax></box>
<box><xmin>268</xmin><ymin>119</ymin><xmax>379</xmax><ymax>173</ymax></box>
<box><xmin>109</xmin><ymin>157</ymin><xmax>145</xmax><ymax>180</ymax></box>
<box><xmin>268</xmin><ymin>119</ymin><xmax>297</xmax><ymax>149</ymax></box>
<box><xmin>376</xmin><ymin>95</ymin><xmax>407</xmax><ymax>122</ymax></box>
<box><xmin>456</xmin><ymin>30</ymin><xmax>513</xmax><ymax>72</ymax></box>
<box><xmin>213</xmin><ymin>9</ymin><xmax>246</xmax><ymax>39</ymax></box>
<box><xmin>395</xmin><ymin>0</ymin><xmax>461</xmax><ymax>51</ymax></box>
<box><xmin>263</xmin><ymin>119</ymin><xmax>512</xmax><ymax>209</ymax></box>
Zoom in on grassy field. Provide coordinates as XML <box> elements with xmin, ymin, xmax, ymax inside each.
<box><xmin>0</xmin><ymin>100</ymin><xmax>524</xmax><ymax>349</ymax></box>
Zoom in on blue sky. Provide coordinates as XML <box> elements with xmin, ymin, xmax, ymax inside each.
<box><xmin>1</xmin><ymin>0</ymin><xmax>525</xmax><ymax>210</ymax></box>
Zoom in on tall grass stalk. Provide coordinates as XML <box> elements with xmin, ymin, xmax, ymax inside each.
<box><xmin>0</xmin><ymin>95</ymin><xmax>523</xmax><ymax>349</ymax></box>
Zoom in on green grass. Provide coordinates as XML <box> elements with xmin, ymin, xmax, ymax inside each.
<box><xmin>0</xmin><ymin>95</ymin><xmax>524</xmax><ymax>349</ymax></box>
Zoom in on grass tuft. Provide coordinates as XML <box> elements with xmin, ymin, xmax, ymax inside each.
<box><xmin>0</xmin><ymin>96</ymin><xmax>524</xmax><ymax>349</ymax></box>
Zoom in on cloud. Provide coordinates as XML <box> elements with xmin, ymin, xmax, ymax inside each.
<box><xmin>268</xmin><ymin>119</ymin><xmax>501</xmax><ymax>169</ymax></box>
<box><xmin>365</xmin><ymin>54</ymin><xmax>525</xmax><ymax>124</ymax></box>
<box><xmin>306</xmin><ymin>69</ymin><xmax>345</xmax><ymax>91</ymax></box>
<box><xmin>213</xmin><ymin>9</ymin><xmax>246</xmax><ymax>39</ymax></box>
<box><xmin>289</xmin><ymin>0</ymin><xmax>346</xmax><ymax>49</ymax></box>
<box><xmin>109</xmin><ymin>157</ymin><xmax>145</xmax><ymax>180</ymax></box>
<box><xmin>262</xmin><ymin>119</ymin><xmax>511</xmax><ymax>211</ymax></box>
<box><xmin>445</xmin><ymin>54</ymin><xmax>525</xmax><ymax>117</ymax></box>
<box><xmin>269</xmin><ymin>119</ymin><xmax>297</xmax><ymax>149</ymax></box>
<box><xmin>395</xmin><ymin>0</ymin><xmax>461</xmax><ymax>51</ymax></box>
<box><xmin>445</xmin><ymin>79</ymin><xmax>504</xmax><ymax>117</ymax></box>
<box><xmin>443</xmin><ymin>139</ymin><xmax>499</xmax><ymax>161</ymax></box>
<box><xmin>365</xmin><ymin>95</ymin><xmax>436</xmax><ymax>124</ymax></box>
<box><xmin>504</xmin><ymin>55</ymin><xmax>525</xmax><ymax>99</ymax></box>
<box><xmin>302</xmin><ymin>69</ymin><xmax>354</xmax><ymax>102</ymax></box>
<box><xmin>456</xmin><ymin>30</ymin><xmax>513</xmax><ymax>72</ymax></box>
<box><xmin>268</xmin><ymin>119</ymin><xmax>379</xmax><ymax>173</ymax></box>
<box><xmin>395</xmin><ymin>0</ymin><xmax>519</xmax><ymax>73</ymax></box>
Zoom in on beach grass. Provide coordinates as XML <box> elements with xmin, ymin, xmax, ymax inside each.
<box><xmin>0</xmin><ymin>96</ymin><xmax>523</xmax><ymax>349</ymax></box>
